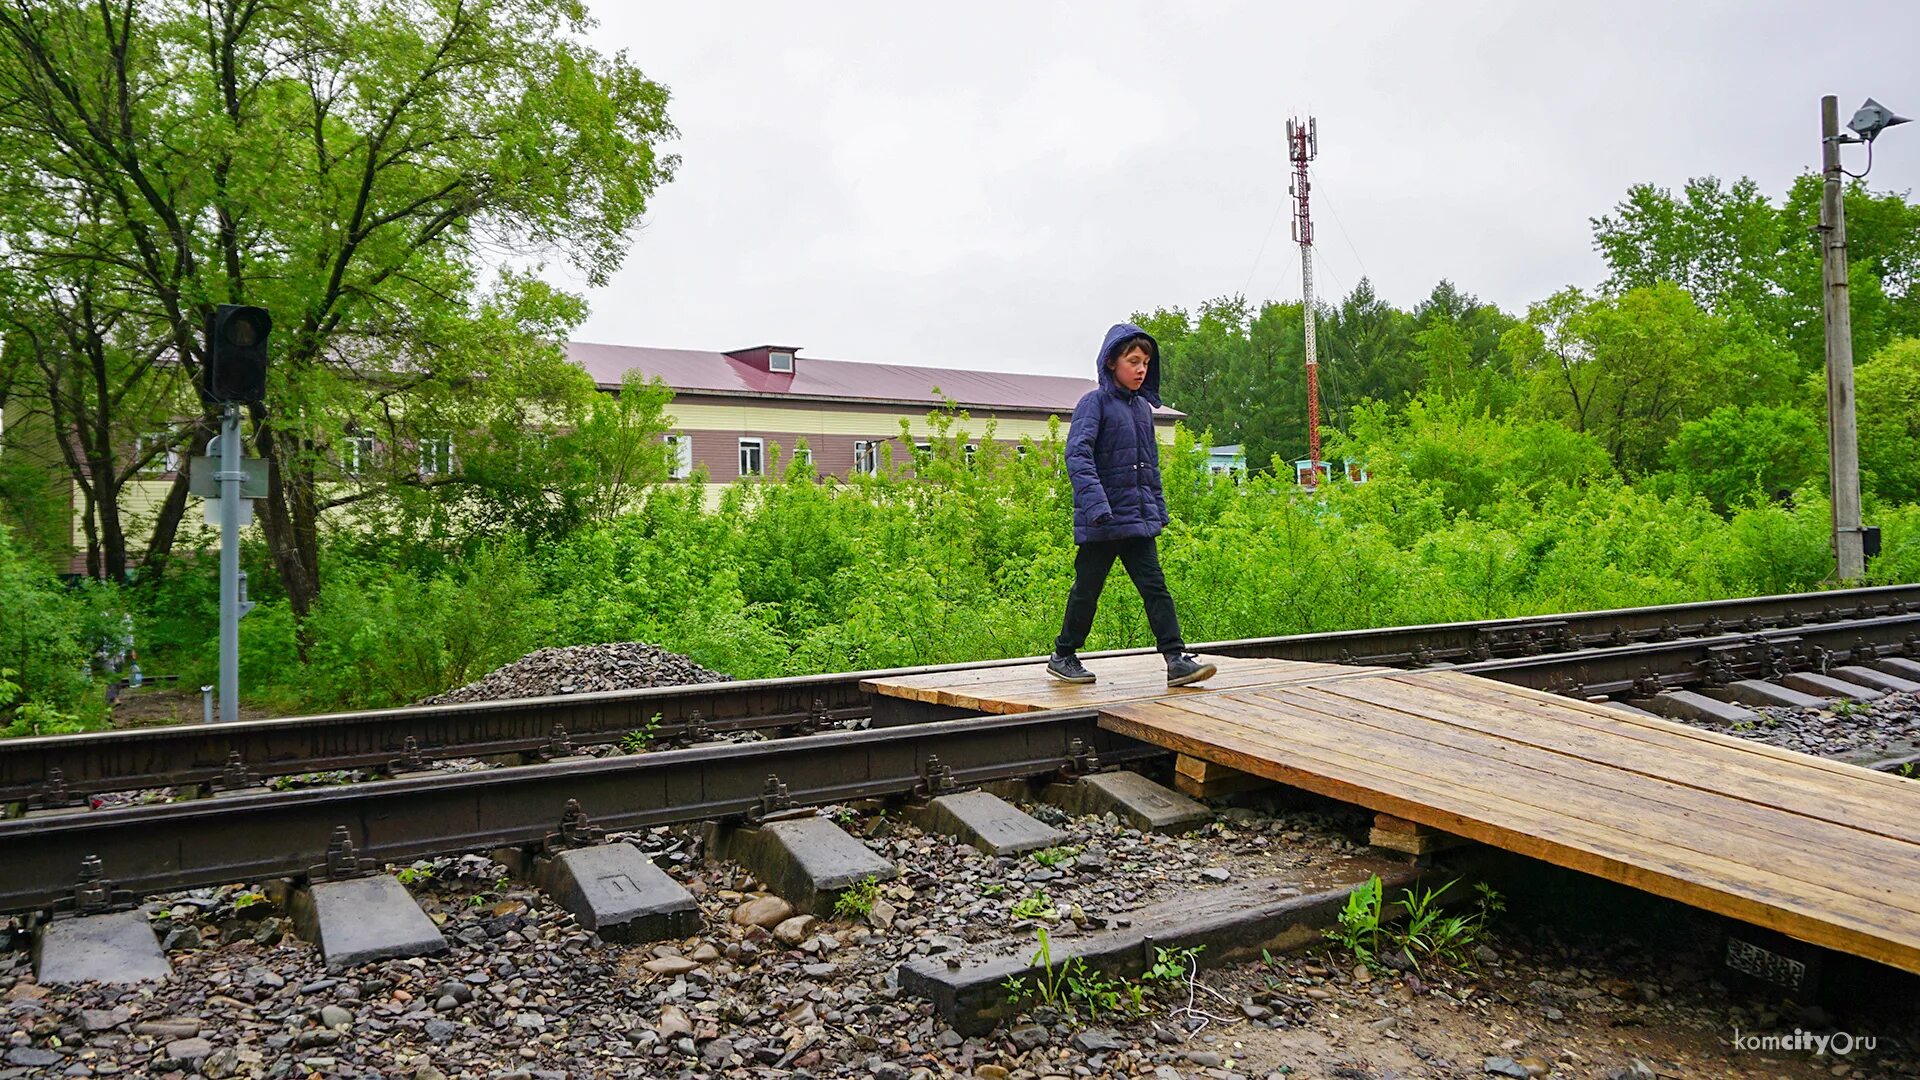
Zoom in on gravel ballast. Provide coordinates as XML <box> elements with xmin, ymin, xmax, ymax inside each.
<box><xmin>417</xmin><ymin>643</ymin><xmax>731</xmax><ymax>706</ymax></box>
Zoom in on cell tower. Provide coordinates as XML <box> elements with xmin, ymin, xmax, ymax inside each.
<box><xmin>1286</xmin><ymin>115</ymin><xmax>1321</xmax><ymax>485</ymax></box>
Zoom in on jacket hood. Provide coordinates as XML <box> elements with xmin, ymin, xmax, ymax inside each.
<box><xmin>1095</xmin><ymin>322</ymin><xmax>1162</xmax><ymax>407</ymax></box>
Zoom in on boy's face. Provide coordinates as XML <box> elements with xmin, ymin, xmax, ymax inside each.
<box><xmin>1112</xmin><ymin>345</ymin><xmax>1151</xmax><ymax>391</ymax></box>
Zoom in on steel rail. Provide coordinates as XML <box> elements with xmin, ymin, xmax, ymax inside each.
<box><xmin>2</xmin><ymin>584</ymin><xmax>1915</xmax><ymax>805</ymax></box>
<box><xmin>0</xmin><ymin>709</ymin><xmax>1146</xmax><ymax>914</ymax></box>
<box><xmin>1</xmin><ymin>610</ymin><xmax>1916</xmax><ymax>915</ymax></box>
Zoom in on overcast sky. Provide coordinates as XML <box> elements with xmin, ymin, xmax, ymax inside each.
<box><xmin>565</xmin><ymin>1</ymin><xmax>1920</xmax><ymax>380</ymax></box>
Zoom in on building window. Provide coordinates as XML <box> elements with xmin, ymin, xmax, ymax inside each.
<box><xmin>964</xmin><ymin>443</ymin><xmax>978</xmax><ymax>469</ymax></box>
<box><xmin>344</xmin><ymin>435</ymin><xmax>376</xmax><ymax>476</ymax></box>
<box><xmin>135</xmin><ymin>431</ymin><xmax>180</xmax><ymax>476</ymax></box>
<box><xmin>769</xmin><ymin>350</ymin><xmax>794</xmax><ymax>373</ymax></box>
<box><xmin>1016</xmin><ymin>444</ymin><xmax>1030</xmax><ymax>459</ymax></box>
<box><xmin>419</xmin><ymin>434</ymin><xmax>455</xmax><ymax>477</ymax></box>
<box><xmin>913</xmin><ymin>441</ymin><xmax>932</xmax><ymax>467</ymax></box>
<box><xmin>853</xmin><ymin>440</ymin><xmax>879</xmax><ymax>476</ymax></box>
<box><xmin>794</xmin><ymin>446</ymin><xmax>812</xmax><ymax>469</ymax></box>
<box><xmin>738</xmin><ymin>437</ymin><xmax>764</xmax><ymax>477</ymax></box>
<box><xmin>665</xmin><ymin>434</ymin><xmax>692</xmax><ymax>480</ymax></box>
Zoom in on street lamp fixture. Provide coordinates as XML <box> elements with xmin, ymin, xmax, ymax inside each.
<box><xmin>1847</xmin><ymin>98</ymin><xmax>1910</xmax><ymax>144</ymax></box>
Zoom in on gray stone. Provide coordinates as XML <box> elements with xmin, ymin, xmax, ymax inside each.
<box><xmin>289</xmin><ymin>875</ymin><xmax>448</xmax><ymax>970</ymax></box>
<box><xmin>1832</xmin><ymin>665</ymin><xmax>1920</xmax><ymax>694</ymax></box>
<box><xmin>202</xmin><ymin>1047</ymin><xmax>242</xmax><ymax>1079</ymax></box>
<box><xmin>534</xmin><ymin>842</ymin><xmax>699</xmax><ymax>944</ymax></box>
<box><xmin>424</xmin><ymin>1019</ymin><xmax>460</xmax><ymax>1044</ymax></box>
<box><xmin>1713</xmin><ymin>679</ymin><xmax>1829</xmax><ymax>709</ymax></box>
<box><xmin>77</xmin><ymin>1007</ymin><xmax>131</xmax><ymax>1032</ymax></box>
<box><xmin>1043</xmin><ymin>771</ymin><xmax>1210</xmax><ymax>833</ymax></box>
<box><xmin>704</xmin><ymin>814</ymin><xmax>897</xmax><ymax>914</ymax></box>
<box><xmin>166</xmin><ymin>1037</ymin><xmax>214</xmax><ymax>1062</ymax></box>
<box><xmin>1779</xmin><ymin>671</ymin><xmax>1884</xmax><ymax>701</ymax></box>
<box><xmin>1484</xmin><ymin>1057</ymin><xmax>1530</xmax><ymax>1078</ymax></box>
<box><xmin>1072</xmin><ymin>1029</ymin><xmax>1130</xmax><ymax>1053</ymax></box>
<box><xmin>1644</xmin><ymin>690</ymin><xmax>1759</xmax><ymax>727</ymax></box>
<box><xmin>318</xmin><ymin>1004</ymin><xmax>353</xmax><ymax>1029</ymax></box>
<box><xmin>32</xmin><ymin>910</ymin><xmax>171</xmax><ymax>985</ymax></box>
<box><xmin>1008</xmin><ymin>1025</ymin><xmax>1050</xmax><ymax>1051</ymax></box>
<box><xmin>900</xmin><ymin>790</ymin><xmax>1067</xmax><ymax>855</ymax></box>
<box><xmin>5</xmin><ymin>1048</ymin><xmax>61</xmax><ymax>1067</ymax></box>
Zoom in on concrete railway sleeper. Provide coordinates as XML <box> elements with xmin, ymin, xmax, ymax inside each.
<box><xmin>4</xmin><ymin>584</ymin><xmax>1918</xmax><ymax>808</ymax></box>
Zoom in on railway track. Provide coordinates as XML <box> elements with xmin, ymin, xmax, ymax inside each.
<box><xmin>4</xmin><ymin>584</ymin><xmax>1916</xmax><ymax>809</ymax></box>
<box><xmin>0</xmin><ymin>587</ymin><xmax>1914</xmax><ymax>923</ymax></box>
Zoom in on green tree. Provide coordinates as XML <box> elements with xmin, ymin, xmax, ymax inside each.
<box><xmin>1593</xmin><ymin>174</ymin><xmax>1920</xmax><ymax>371</ymax></box>
<box><xmin>1504</xmin><ymin>285</ymin><xmax>1795</xmax><ymax>472</ymax></box>
<box><xmin>1854</xmin><ymin>337</ymin><xmax>1920</xmax><ymax>504</ymax></box>
<box><xmin>1664</xmin><ymin>404</ymin><xmax>1822</xmax><ymax>511</ymax></box>
<box><xmin>0</xmin><ymin>0</ymin><xmax>677</xmax><ymax>619</ymax></box>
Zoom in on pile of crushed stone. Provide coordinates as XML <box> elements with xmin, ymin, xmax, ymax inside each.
<box><xmin>416</xmin><ymin>642</ymin><xmax>731</xmax><ymax>705</ymax></box>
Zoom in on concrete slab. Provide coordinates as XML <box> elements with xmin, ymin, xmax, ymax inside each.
<box><xmin>1714</xmin><ymin>680</ymin><xmax>1829</xmax><ymax>709</ymax></box>
<box><xmin>900</xmin><ymin>869</ymin><xmax>1416</xmax><ymax>1034</ymax></box>
<box><xmin>1779</xmin><ymin>671</ymin><xmax>1884</xmax><ymax>701</ymax></box>
<box><xmin>1834</xmin><ymin>665</ymin><xmax>1920</xmax><ymax>694</ymax></box>
<box><xmin>1592</xmin><ymin>699</ymin><xmax>1664</xmax><ymax>719</ymax></box>
<box><xmin>32</xmin><ymin>910</ymin><xmax>170</xmax><ymax>985</ymax></box>
<box><xmin>1644</xmin><ymin>690</ymin><xmax>1761</xmax><ymax>727</ymax></box>
<box><xmin>1042</xmin><ymin>770</ymin><xmax>1210</xmax><ymax>833</ymax></box>
<box><xmin>705</xmin><ymin>815</ymin><xmax>897</xmax><ymax>914</ymax></box>
<box><xmin>900</xmin><ymin>790</ymin><xmax>1066</xmax><ymax>856</ymax></box>
<box><xmin>1870</xmin><ymin>657</ymin><xmax>1920</xmax><ymax>681</ymax></box>
<box><xmin>534</xmin><ymin>843</ymin><xmax>699</xmax><ymax>943</ymax></box>
<box><xmin>290</xmin><ymin>876</ymin><xmax>448</xmax><ymax>970</ymax></box>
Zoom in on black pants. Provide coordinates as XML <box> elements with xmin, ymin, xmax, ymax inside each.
<box><xmin>1054</xmin><ymin>535</ymin><xmax>1185</xmax><ymax>656</ymax></box>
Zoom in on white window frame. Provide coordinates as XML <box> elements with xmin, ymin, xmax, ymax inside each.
<box><xmin>344</xmin><ymin>435</ymin><xmax>376</xmax><ymax>476</ymax></box>
<box><xmin>135</xmin><ymin>430</ymin><xmax>180</xmax><ymax>476</ymax></box>
<box><xmin>769</xmin><ymin>350</ymin><xmax>794</xmax><ymax>373</ymax></box>
<box><xmin>913</xmin><ymin>441</ymin><xmax>932</xmax><ymax>465</ymax></box>
<box><xmin>794</xmin><ymin>445</ymin><xmax>812</xmax><ymax>468</ymax></box>
<box><xmin>964</xmin><ymin>443</ymin><xmax>978</xmax><ymax>468</ymax></box>
<box><xmin>852</xmin><ymin>440</ymin><xmax>879</xmax><ymax>476</ymax></box>
<box><xmin>1016</xmin><ymin>444</ymin><xmax>1030</xmax><ymax>459</ymax></box>
<box><xmin>419</xmin><ymin>433</ymin><xmax>455</xmax><ymax>477</ymax></box>
<box><xmin>665</xmin><ymin>434</ymin><xmax>693</xmax><ymax>480</ymax></box>
<box><xmin>738</xmin><ymin>437</ymin><xmax>764</xmax><ymax>477</ymax></box>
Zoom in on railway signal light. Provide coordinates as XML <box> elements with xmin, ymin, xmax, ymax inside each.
<box><xmin>200</xmin><ymin>304</ymin><xmax>272</xmax><ymax>404</ymax></box>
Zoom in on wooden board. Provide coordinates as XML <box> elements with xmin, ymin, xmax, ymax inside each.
<box><xmin>861</xmin><ymin>655</ymin><xmax>1387</xmax><ymax>715</ymax></box>
<box><xmin>1099</xmin><ymin>669</ymin><xmax>1920</xmax><ymax>976</ymax></box>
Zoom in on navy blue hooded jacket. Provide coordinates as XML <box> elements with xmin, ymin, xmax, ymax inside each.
<box><xmin>1066</xmin><ymin>323</ymin><xmax>1168</xmax><ymax>544</ymax></box>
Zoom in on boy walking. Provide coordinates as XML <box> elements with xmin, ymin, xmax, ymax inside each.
<box><xmin>1048</xmin><ymin>323</ymin><xmax>1217</xmax><ymax>688</ymax></box>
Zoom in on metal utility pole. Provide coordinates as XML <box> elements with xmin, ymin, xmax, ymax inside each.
<box><xmin>216</xmin><ymin>404</ymin><xmax>243</xmax><ymax>722</ymax></box>
<box><xmin>1821</xmin><ymin>95</ymin><xmax>1865</xmax><ymax>581</ymax></box>
<box><xmin>1287</xmin><ymin>115</ymin><xmax>1320</xmax><ymax>484</ymax></box>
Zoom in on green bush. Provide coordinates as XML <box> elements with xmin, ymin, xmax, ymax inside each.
<box><xmin>0</xmin><ymin>523</ymin><xmax>113</xmax><ymax>727</ymax></box>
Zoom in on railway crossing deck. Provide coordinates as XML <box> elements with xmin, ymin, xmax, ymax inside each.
<box><xmin>864</xmin><ymin>655</ymin><xmax>1920</xmax><ymax>976</ymax></box>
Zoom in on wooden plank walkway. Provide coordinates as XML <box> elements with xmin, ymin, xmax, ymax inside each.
<box><xmin>860</xmin><ymin>655</ymin><xmax>1388</xmax><ymax>715</ymax></box>
<box><xmin>867</xmin><ymin>657</ymin><xmax>1920</xmax><ymax>975</ymax></box>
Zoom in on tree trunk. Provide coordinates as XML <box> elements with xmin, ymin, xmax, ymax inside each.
<box><xmin>142</xmin><ymin>418</ymin><xmax>214</xmax><ymax>576</ymax></box>
<box><xmin>254</xmin><ymin>417</ymin><xmax>319</xmax><ymax>630</ymax></box>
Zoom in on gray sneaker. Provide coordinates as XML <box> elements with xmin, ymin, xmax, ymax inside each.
<box><xmin>1166</xmin><ymin>653</ymin><xmax>1217</xmax><ymax>687</ymax></box>
<box><xmin>1047</xmin><ymin>653</ymin><xmax>1096</xmax><ymax>683</ymax></box>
